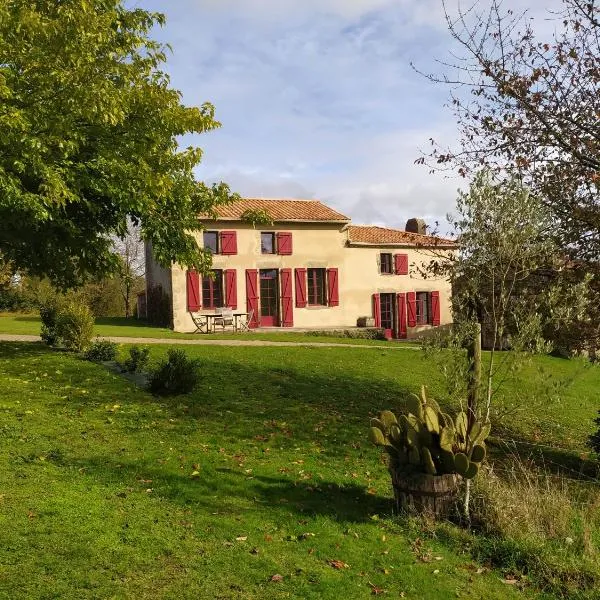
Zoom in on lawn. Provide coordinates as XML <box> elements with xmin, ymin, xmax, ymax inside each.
<box><xmin>0</xmin><ymin>342</ymin><xmax>598</xmax><ymax>599</ymax></box>
<box><xmin>0</xmin><ymin>313</ymin><xmax>408</xmax><ymax>346</ymax></box>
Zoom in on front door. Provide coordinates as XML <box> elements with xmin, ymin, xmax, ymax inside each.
<box><xmin>380</xmin><ymin>293</ymin><xmax>395</xmax><ymax>340</ymax></box>
<box><xmin>259</xmin><ymin>269</ymin><xmax>279</xmax><ymax>327</ymax></box>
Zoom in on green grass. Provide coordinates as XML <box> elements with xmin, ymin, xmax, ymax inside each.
<box><xmin>0</xmin><ymin>342</ymin><xmax>598</xmax><ymax>598</ymax></box>
<box><xmin>0</xmin><ymin>313</ymin><xmax>408</xmax><ymax>346</ymax></box>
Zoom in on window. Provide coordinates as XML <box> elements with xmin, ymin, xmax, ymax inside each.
<box><xmin>203</xmin><ymin>231</ymin><xmax>219</xmax><ymax>254</ymax></box>
<box><xmin>380</xmin><ymin>253</ymin><xmax>393</xmax><ymax>274</ymax></box>
<box><xmin>202</xmin><ymin>270</ymin><xmax>223</xmax><ymax>309</ymax></box>
<box><xmin>416</xmin><ymin>292</ymin><xmax>431</xmax><ymax>325</ymax></box>
<box><xmin>261</xmin><ymin>232</ymin><xmax>275</xmax><ymax>254</ymax></box>
<box><xmin>307</xmin><ymin>268</ymin><xmax>327</xmax><ymax>306</ymax></box>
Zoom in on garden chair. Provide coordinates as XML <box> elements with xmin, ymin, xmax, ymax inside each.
<box><xmin>213</xmin><ymin>307</ymin><xmax>234</xmax><ymax>332</ymax></box>
<box><xmin>237</xmin><ymin>309</ymin><xmax>254</xmax><ymax>333</ymax></box>
<box><xmin>190</xmin><ymin>312</ymin><xmax>209</xmax><ymax>334</ymax></box>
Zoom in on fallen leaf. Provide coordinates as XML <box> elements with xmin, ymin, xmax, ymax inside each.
<box><xmin>328</xmin><ymin>559</ymin><xmax>350</xmax><ymax>570</ymax></box>
<box><xmin>369</xmin><ymin>583</ymin><xmax>386</xmax><ymax>595</ymax></box>
<box><xmin>250</xmin><ymin>547</ymin><xmax>259</xmax><ymax>555</ymax></box>
<box><xmin>236</xmin><ymin>536</ymin><xmax>248</xmax><ymax>542</ymax></box>
<box><xmin>270</xmin><ymin>574</ymin><xmax>284</xmax><ymax>582</ymax></box>
<box><xmin>190</xmin><ymin>471</ymin><xmax>200</xmax><ymax>478</ymax></box>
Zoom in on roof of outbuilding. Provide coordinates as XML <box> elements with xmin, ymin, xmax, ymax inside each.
<box><xmin>202</xmin><ymin>198</ymin><xmax>351</xmax><ymax>223</ymax></box>
<box><xmin>347</xmin><ymin>225</ymin><xmax>456</xmax><ymax>248</ymax></box>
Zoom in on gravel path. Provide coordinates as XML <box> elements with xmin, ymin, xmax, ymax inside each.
<box><xmin>0</xmin><ymin>333</ymin><xmax>414</xmax><ymax>350</ymax></box>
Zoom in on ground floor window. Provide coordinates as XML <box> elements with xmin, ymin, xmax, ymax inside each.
<box><xmin>416</xmin><ymin>291</ymin><xmax>431</xmax><ymax>325</ymax></box>
<box><xmin>307</xmin><ymin>268</ymin><xmax>327</xmax><ymax>305</ymax></box>
<box><xmin>202</xmin><ymin>270</ymin><xmax>223</xmax><ymax>309</ymax></box>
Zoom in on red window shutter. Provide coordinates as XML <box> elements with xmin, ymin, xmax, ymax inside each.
<box><xmin>245</xmin><ymin>269</ymin><xmax>259</xmax><ymax>328</ymax></box>
<box><xmin>327</xmin><ymin>268</ymin><xmax>339</xmax><ymax>306</ymax></box>
<box><xmin>295</xmin><ymin>268</ymin><xmax>307</xmax><ymax>308</ymax></box>
<box><xmin>407</xmin><ymin>292</ymin><xmax>417</xmax><ymax>327</ymax></box>
<box><xmin>186</xmin><ymin>270</ymin><xmax>200</xmax><ymax>312</ymax></box>
<box><xmin>280</xmin><ymin>269</ymin><xmax>294</xmax><ymax>327</ymax></box>
<box><xmin>394</xmin><ymin>253</ymin><xmax>408</xmax><ymax>275</ymax></box>
<box><xmin>220</xmin><ymin>231</ymin><xmax>238</xmax><ymax>255</ymax></box>
<box><xmin>431</xmin><ymin>291</ymin><xmax>441</xmax><ymax>326</ymax></box>
<box><xmin>373</xmin><ymin>293</ymin><xmax>381</xmax><ymax>328</ymax></box>
<box><xmin>397</xmin><ymin>293</ymin><xmax>407</xmax><ymax>339</ymax></box>
<box><xmin>277</xmin><ymin>232</ymin><xmax>293</xmax><ymax>255</ymax></box>
<box><xmin>225</xmin><ymin>269</ymin><xmax>237</xmax><ymax>310</ymax></box>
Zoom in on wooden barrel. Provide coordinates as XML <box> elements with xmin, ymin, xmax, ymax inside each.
<box><xmin>390</xmin><ymin>470</ymin><xmax>462</xmax><ymax>518</ymax></box>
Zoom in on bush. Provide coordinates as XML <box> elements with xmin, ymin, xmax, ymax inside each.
<box><xmin>148</xmin><ymin>349</ymin><xmax>201</xmax><ymax>396</ymax></box>
<box><xmin>305</xmin><ymin>328</ymin><xmax>387</xmax><ymax>340</ymax></box>
<box><xmin>55</xmin><ymin>302</ymin><xmax>95</xmax><ymax>352</ymax></box>
<box><xmin>587</xmin><ymin>410</ymin><xmax>600</xmax><ymax>454</ymax></box>
<box><xmin>39</xmin><ymin>297</ymin><xmax>65</xmax><ymax>346</ymax></box>
<box><xmin>122</xmin><ymin>345</ymin><xmax>150</xmax><ymax>373</ymax></box>
<box><xmin>84</xmin><ymin>339</ymin><xmax>119</xmax><ymax>362</ymax></box>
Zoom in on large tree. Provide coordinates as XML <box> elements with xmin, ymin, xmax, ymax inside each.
<box><xmin>419</xmin><ymin>0</ymin><xmax>600</xmax><ymax>260</ymax></box>
<box><xmin>0</xmin><ymin>0</ymin><xmax>234</xmax><ymax>288</ymax></box>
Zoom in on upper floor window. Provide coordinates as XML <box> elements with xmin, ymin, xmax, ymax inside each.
<box><xmin>203</xmin><ymin>231</ymin><xmax>219</xmax><ymax>254</ymax></box>
<box><xmin>380</xmin><ymin>253</ymin><xmax>393</xmax><ymax>274</ymax></box>
<box><xmin>416</xmin><ymin>291</ymin><xmax>431</xmax><ymax>325</ymax></box>
<box><xmin>261</xmin><ymin>232</ymin><xmax>275</xmax><ymax>254</ymax></box>
<box><xmin>202</xmin><ymin>270</ymin><xmax>223</xmax><ymax>309</ymax></box>
<box><xmin>307</xmin><ymin>268</ymin><xmax>327</xmax><ymax>306</ymax></box>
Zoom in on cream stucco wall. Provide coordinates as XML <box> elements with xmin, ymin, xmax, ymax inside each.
<box><xmin>161</xmin><ymin>221</ymin><xmax>453</xmax><ymax>335</ymax></box>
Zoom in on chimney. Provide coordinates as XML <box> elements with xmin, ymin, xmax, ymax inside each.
<box><xmin>405</xmin><ymin>218</ymin><xmax>427</xmax><ymax>235</ymax></box>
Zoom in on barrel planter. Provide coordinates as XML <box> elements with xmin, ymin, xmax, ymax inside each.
<box><xmin>390</xmin><ymin>470</ymin><xmax>462</xmax><ymax>518</ymax></box>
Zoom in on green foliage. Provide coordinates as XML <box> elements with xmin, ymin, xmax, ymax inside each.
<box><xmin>0</xmin><ymin>0</ymin><xmax>236</xmax><ymax>288</ymax></box>
<box><xmin>84</xmin><ymin>340</ymin><xmax>119</xmax><ymax>362</ymax></box>
<box><xmin>305</xmin><ymin>328</ymin><xmax>387</xmax><ymax>340</ymax></box>
<box><xmin>240</xmin><ymin>208</ymin><xmax>274</xmax><ymax>227</ymax></box>
<box><xmin>39</xmin><ymin>297</ymin><xmax>65</xmax><ymax>346</ymax></box>
<box><xmin>148</xmin><ymin>349</ymin><xmax>202</xmax><ymax>396</ymax></box>
<box><xmin>587</xmin><ymin>411</ymin><xmax>600</xmax><ymax>455</ymax></box>
<box><xmin>55</xmin><ymin>303</ymin><xmax>95</xmax><ymax>352</ymax></box>
<box><xmin>122</xmin><ymin>346</ymin><xmax>150</xmax><ymax>374</ymax></box>
<box><xmin>369</xmin><ymin>386</ymin><xmax>490</xmax><ymax>480</ymax></box>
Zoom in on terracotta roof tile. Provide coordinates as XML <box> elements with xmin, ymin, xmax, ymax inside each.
<box><xmin>347</xmin><ymin>225</ymin><xmax>456</xmax><ymax>247</ymax></box>
<box><xmin>202</xmin><ymin>198</ymin><xmax>350</xmax><ymax>223</ymax></box>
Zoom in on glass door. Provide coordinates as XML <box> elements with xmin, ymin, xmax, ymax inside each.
<box><xmin>259</xmin><ymin>269</ymin><xmax>279</xmax><ymax>327</ymax></box>
<box><xmin>380</xmin><ymin>293</ymin><xmax>395</xmax><ymax>340</ymax></box>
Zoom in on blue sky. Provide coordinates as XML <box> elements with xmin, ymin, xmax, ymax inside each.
<box><xmin>131</xmin><ymin>0</ymin><xmax>555</xmax><ymax>232</ymax></box>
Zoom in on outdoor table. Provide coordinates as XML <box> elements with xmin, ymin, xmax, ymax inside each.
<box><xmin>193</xmin><ymin>312</ymin><xmax>249</xmax><ymax>333</ymax></box>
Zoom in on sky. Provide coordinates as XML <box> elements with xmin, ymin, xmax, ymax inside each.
<box><xmin>131</xmin><ymin>0</ymin><xmax>558</xmax><ymax>232</ymax></box>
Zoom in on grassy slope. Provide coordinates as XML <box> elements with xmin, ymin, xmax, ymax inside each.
<box><xmin>1</xmin><ymin>343</ymin><xmax>598</xmax><ymax>598</ymax></box>
<box><xmin>0</xmin><ymin>313</ymin><xmax>407</xmax><ymax>346</ymax></box>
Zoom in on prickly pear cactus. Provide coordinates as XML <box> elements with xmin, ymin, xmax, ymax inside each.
<box><xmin>368</xmin><ymin>385</ymin><xmax>490</xmax><ymax>480</ymax></box>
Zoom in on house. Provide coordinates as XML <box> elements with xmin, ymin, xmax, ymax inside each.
<box><xmin>145</xmin><ymin>198</ymin><xmax>456</xmax><ymax>338</ymax></box>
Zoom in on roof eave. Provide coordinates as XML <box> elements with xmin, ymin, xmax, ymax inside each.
<box><xmin>347</xmin><ymin>241</ymin><xmax>457</xmax><ymax>249</ymax></box>
<box><xmin>202</xmin><ymin>217</ymin><xmax>351</xmax><ymax>224</ymax></box>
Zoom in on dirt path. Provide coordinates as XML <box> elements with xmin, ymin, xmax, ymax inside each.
<box><xmin>0</xmin><ymin>333</ymin><xmax>415</xmax><ymax>350</ymax></box>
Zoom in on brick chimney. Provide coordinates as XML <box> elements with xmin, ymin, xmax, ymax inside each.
<box><xmin>405</xmin><ymin>218</ymin><xmax>427</xmax><ymax>235</ymax></box>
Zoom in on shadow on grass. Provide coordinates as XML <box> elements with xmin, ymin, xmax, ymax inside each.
<box><xmin>71</xmin><ymin>456</ymin><xmax>393</xmax><ymax>523</ymax></box>
<box><xmin>95</xmin><ymin>317</ymin><xmax>161</xmax><ymax>329</ymax></box>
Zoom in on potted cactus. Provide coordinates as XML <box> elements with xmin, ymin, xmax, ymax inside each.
<box><xmin>369</xmin><ymin>386</ymin><xmax>490</xmax><ymax>517</ymax></box>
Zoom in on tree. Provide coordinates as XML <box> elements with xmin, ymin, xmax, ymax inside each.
<box><xmin>113</xmin><ymin>223</ymin><xmax>145</xmax><ymax>318</ymax></box>
<box><xmin>0</xmin><ymin>0</ymin><xmax>235</xmax><ymax>289</ymax></box>
<box><xmin>423</xmin><ymin>171</ymin><xmax>591</xmax><ymax>420</ymax></box>
<box><xmin>419</xmin><ymin>0</ymin><xmax>600</xmax><ymax>261</ymax></box>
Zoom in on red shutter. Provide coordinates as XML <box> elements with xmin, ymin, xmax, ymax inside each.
<box><xmin>394</xmin><ymin>253</ymin><xmax>408</xmax><ymax>275</ymax></box>
<box><xmin>431</xmin><ymin>291</ymin><xmax>441</xmax><ymax>326</ymax></box>
<box><xmin>295</xmin><ymin>268</ymin><xmax>307</xmax><ymax>308</ymax></box>
<box><xmin>186</xmin><ymin>270</ymin><xmax>200</xmax><ymax>312</ymax></box>
<box><xmin>327</xmin><ymin>268</ymin><xmax>339</xmax><ymax>307</ymax></box>
<box><xmin>280</xmin><ymin>269</ymin><xmax>294</xmax><ymax>327</ymax></box>
<box><xmin>225</xmin><ymin>269</ymin><xmax>237</xmax><ymax>310</ymax></box>
<box><xmin>277</xmin><ymin>232</ymin><xmax>293</xmax><ymax>255</ymax></box>
<box><xmin>373</xmin><ymin>294</ymin><xmax>381</xmax><ymax>328</ymax></box>
<box><xmin>397</xmin><ymin>293</ymin><xmax>407</xmax><ymax>339</ymax></box>
<box><xmin>407</xmin><ymin>292</ymin><xmax>417</xmax><ymax>327</ymax></box>
<box><xmin>245</xmin><ymin>269</ymin><xmax>259</xmax><ymax>328</ymax></box>
<box><xmin>220</xmin><ymin>231</ymin><xmax>238</xmax><ymax>255</ymax></box>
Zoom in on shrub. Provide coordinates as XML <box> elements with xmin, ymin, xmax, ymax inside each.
<box><xmin>587</xmin><ymin>410</ymin><xmax>600</xmax><ymax>454</ymax></box>
<box><xmin>305</xmin><ymin>328</ymin><xmax>386</xmax><ymax>340</ymax></box>
<box><xmin>84</xmin><ymin>339</ymin><xmax>119</xmax><ymax>362</ymax></box>
<box><xmin>55</xmin><ymin>302</ymin><xmax>95</xmax><ymax>352</ymax></box>
<box><xmin>39</xmin><ymin>297</ymin><xmax>65</xmax><ymax>346</ymax></box>
<box><xmin>149</xmin><ymin>349</ymin><xmax>201</xmax><ymax>396</ymax></box>
<box><xmin>122</xmin><ymin>345</ymin><xmax>150</xmax><ymax>373</ymax></box>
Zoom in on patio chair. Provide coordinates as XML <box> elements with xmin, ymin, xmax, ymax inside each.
<box><xmin>213</xmin><ymin>307</ymin><xmax>234</xmax><ymax>332</ymax></box>
<box><xmin>190</xmin><ymin>312</ymin><xmax>209</xmax><ymax>334</ymax></box>
<box><xmin>237</xmin><ymin>309</ymin><xmax>254</xmax><ymax>333</ymax></box>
